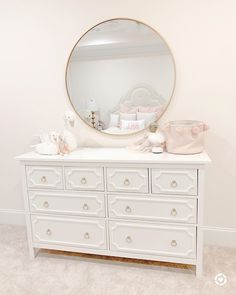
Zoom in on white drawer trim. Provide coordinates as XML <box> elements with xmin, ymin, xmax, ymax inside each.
<box><xmin>32</xmin><ymin>215</ymin><xmax>107</xmax><ymax>249</ymax></box>
<box><xmin>29</xmin><ymin>191</ymin><xmax>105</xmax><ymax>217</ymax></box>
<box><xmin>65</xmin><ymin>167</ymin><xmax>104</xmax><ymax>191</ymax></box>
<box><xmin>107</xmin><ymin>168</ymin><xmax>148</xmax><ymax>193</ymax></box>
<box><xmin>109</xmin><ymin>221</ymin><xmax>196</xmax><ymax>258</ymax></box>
<box><xmin>151</xmin><ymin>169</ymin><xmax>197</xmax><ymax>195</ymax></box>
<box><xmin>108</xmin><ymin>195</ymin><xmax>197</xmax><ymax>223</ymax></box>
<box><xmin>26</xmin><ymin>166</ymin><xmax>63</xmax><ymax>189</ymax></box>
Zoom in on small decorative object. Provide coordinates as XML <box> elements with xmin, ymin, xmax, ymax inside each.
<box><xmin>148</xmin><ymin>123</ymin><xmax>165</xmax><ymax>153</ymax></box>
<box><xmin>58</xmin><ymin>135</ymin><xmax>70</xmax><ymax>155</ymax></box>
<box><xmin>97</xmin><ymin>120</ymin><xmax>105</xmax><ymax>131</ymax></box>
<box><xmin>32</xmin><ymin>110</ymin><xmax>78</xmax><ymax>156</ymax></box>
<box><xmin>163</xmin><ymin>120</ymin><xmax>209</xmax><ymax>154</ymax></box>
<box><xmin>60</xmin><ymin>110</ymin><xmax>77</xmax><ymax>152</ymax></box>
<box><xmin>87</xmin><ymin>99</ymin><xmax>98</xmax><ymax>128</ymax></box>
<box><xmin>128</xmin><ymin>123</ymin><xmax>165</xmax><ymax>153</ymax></box>
<box><xmin>32</xmin><ymin>131</ymin><xmax>59</xmax><ymax>155</ymax></box>
<box><xmin>148</xmin><ymin>131</ymin><xmax>165</xmax><ymax>154</ymax></box>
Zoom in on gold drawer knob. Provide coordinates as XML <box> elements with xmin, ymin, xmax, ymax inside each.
<box><xmin>43</xmin><ymin>201</ymin><xmax>49</xmax><ymax>208</ymax></box>
<box><xmin>46</xmin><ymin>229</ymin><xmax>52</xmax><ymax>236</ymax></box>
<box><xmin>84</xmin><ymin>232</ymin><xmax>90</xmax><ymax>239</ymax></box>
<box><xmin>171</xmin><ymin>180</ymin><xmax>178</xmax><ymax>188</ymax></box>
<box><xmin>126</xmin><ymin>236</ymin><xmax>132</xmax><ymax>243</ymax></box>
<box><xmin>124</xmin><ymin>178</ymin><xmax>130</xmax><ymax>186</ymax></box>
<box><xmin>125</xmin><ymin>206</ymin><xmax>132</xmax><ymax>213</ymax></box>
<box><xmin>171</xmin><ymin>240</ymin><xmax>177</xmax><ymax>247</ymax></box>
<box><xmin>41</xmin><ymin>176</ymin><xmax>47</xmax><ymax>183</ymax></box>
<box><xmin>83</xmin><ymin>203</ymin><xmax>89</xmax><ymax>211</ymax></box>
<box><xmin>81</xmin><ymin>177</ymin><xmax>87</xmax><ymax>184</ymax></box>
<box><xmin>171</xmin><ymin>208</ymin><xmax>177</xmax><ymax>216</ymax></box>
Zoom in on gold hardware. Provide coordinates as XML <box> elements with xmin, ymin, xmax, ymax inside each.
<box><xmin>171</xmin><ymin>180</ymin><xmax>178</xmax><ymax>188</ymax></box>
<box><xmin>84</xmin><ymin>232</ymin><xmax>90</xmax><ymax>239</ymax></box>
<box><xmin>171</xmin><ymin>240</ymin><xmax>177</xmax><ymax>247</ymax></box>
<box><xmin>46</xmin><ymin>229</ymin><xmax>52</xmax><ymax>236</ymax></box>
<box><xmin>81</xmin><ymin>177</ymin><xmax>87</xmax><ymax>184</ymax></box>
<box><xmin>171</xmin><ymin>208</ymin><xmax>177</xmax><ymax>216</ymax></box>
<box><xmin>125</xmin><ymin>206</ymin><xmax>132</xmax><ymax>213</ymax></box>
<box><xmin>43</xmin><ymin>201</ymin><xmax>49</xmax><ymax>208</ymax></box>
<box><xmin>126</xmin><ymin>236</ymin><xmax>132</xmax><ymax>243</ymax></box>
<box><xmin>124</xmin><ymin>178</ymin><xmax>130</xmax><ymax>186</ymax></box>
<box><xmin>41</xmin><ymin>176</ymin><xmax>47</xmax><ymax>183</ymax></box>
<box><xmin>83</xmin><ymin>203</ymin><xmax>89</xmax><ymax>211</ymax></box>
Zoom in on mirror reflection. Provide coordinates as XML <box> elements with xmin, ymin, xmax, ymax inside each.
<box><xmin>66</xmin><ymin>19</ymin><xmax>175</xmax><ymax>135</ymax></box>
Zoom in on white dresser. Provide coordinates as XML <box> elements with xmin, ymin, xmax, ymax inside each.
<box><xmin>17</xmin><ymin>148</ymin><xmax>210</xmax><ymax>276</ymax></box>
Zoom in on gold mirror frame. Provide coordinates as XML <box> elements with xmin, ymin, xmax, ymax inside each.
<box><xmin>65</xmin><ymin>18</ymin><xmax>176</xmax><ymax>136</ymax></box>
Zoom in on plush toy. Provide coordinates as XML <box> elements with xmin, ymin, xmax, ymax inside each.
<box><xmin>148</xmin><ymin>128</ymin><xmax>165</xmax><ymax>153</ymax></box>
<box><xmin>32</xmin><ymin>131</ymin><xmax>59</xmax><ymax>155</ymax></box>
<box><xmin>129</xmin><ymin>123</ymin><xmax>165</xmax><ymax>153</ymax></box>
<box><xmin>31</xmin><ymin>110</ymin><xmax>78</xmax><ymax>156</ymax></box>
<box><xmin>60</xmin><ymin>110</ymin><xmax>77</xmax><ymax>152</ymax></box>
<box><xmin>58</xmin><ymin>135</ymin><xmax>70</xmax><ymax>155</ymax></box>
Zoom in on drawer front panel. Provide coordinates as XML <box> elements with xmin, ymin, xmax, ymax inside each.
<box><xmin>29</xmin><ymin>191</ymin><xmax>105</xmax><ymax>217</ymax></box>
<box><xmin>109</xmin><ymin>221</ymin><xmax>196</xmax><ymax>258</ymax></box>
<box><xmin>26</xmin><ymin>166</ymin><xmax>63</xmax><ymax>189</ymax></box>
<box><xmin>32</xmin><ymin>215</ymin><xmax>107</xmax><ymax>249</ymax></box>
<box><xmin>65</xmin><ymin>167</ymin><xmax>104</xmax><ymax>191</ymax></box>
<box><xmin>107</xmin><ymin>168</ymin><xmax>148</xmax><ymax>193</ymax></box>
<box><xmin>108</xmin><ymin>195</ymin><xmax>197</xmax><ymax>223</ymax></box>
<box><xmin>151</xmin><ymin>169</ymin><xmax>197</xmax><ymax>195</ymax></box>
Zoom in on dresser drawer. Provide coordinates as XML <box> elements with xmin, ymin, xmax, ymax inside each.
<box><xmin>107</xmin><ymin>168</ymin><xmax>148</xmax><ymax>193</ymax></box>
<box><xmin>108</xmin><ymin>195</ymin><xmax>197</xmax><ymax>223</ymax></box>
<box><xmin>109</xmin><ymin>221</ymin><xmax>196</xmax><ymax>258</ymax></box>
<box><xmin>151</xmin><ymin>169</ymin><xmax>197</xmax><ymax>195</ymax></box>
<box><xmin>29</xmin><ymin>191</ymin><xmax>105</xmax><ymax>217</ymax></box>
<box><xmin>26</xmin><ymin>166</ymin><xmax>63</xmax><ymax>189</ymax></box>
<box><xmin>65</xmin><ymin>167</ymin><xmax>104</xmax><ymax>191</ymax></box>
<box><xmin>32</xmin><ymin>215</ymin><xmax>107</xmax><ymax>249</ymax></box>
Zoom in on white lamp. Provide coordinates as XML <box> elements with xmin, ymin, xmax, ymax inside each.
<box><xmin>87</xmin><ymin>99</ymin><xmax>98</xmax><ymax>128</ymax></box>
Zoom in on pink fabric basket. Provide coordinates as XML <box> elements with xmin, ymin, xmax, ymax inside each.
<box><xmin>163</xmin><ymin>120</ymin><xmax>208</xmax><ymax>155</ymax></box>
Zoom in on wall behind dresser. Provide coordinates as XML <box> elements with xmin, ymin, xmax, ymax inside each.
<box><xmin>0</xmin><ymin>0</ymin><xmax>236</xmax><ymax>246</ymax></box>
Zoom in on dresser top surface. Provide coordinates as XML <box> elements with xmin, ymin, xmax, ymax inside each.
<box><xmin>16</xmin><ymin>148</ymin><xmax>211</xmax><ymax>164</ymax></box>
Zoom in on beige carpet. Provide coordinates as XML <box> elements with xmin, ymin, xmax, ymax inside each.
<box><xmin>0</xmin><ymin>225</ymin><xmax>236</xmax><ymax>295</ymax></box>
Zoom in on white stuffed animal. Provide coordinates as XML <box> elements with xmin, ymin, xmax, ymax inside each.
<box><xmin>60</xmin><ymin>110</ymin><xmax>77</xmax><ymax>152</ymax></box>
<box><xmin>32</xmin><ymin>131</ymin><xmax>59</xmax><ymax>155</ymax></box>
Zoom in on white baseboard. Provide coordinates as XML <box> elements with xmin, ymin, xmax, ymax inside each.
<box><xmin>203</xmin><ymin>226</ymin><xmax>236</xmax><ymax>248</ymax></box>
<box><xmin>0</xmin><ymin>209</ymin><xmax>26</xmax><ymax>226</ymax></box>
<box><xmin>0</xmin><ymin>210</ymin><xmax>236</xmax><ymax>247</ymax></box>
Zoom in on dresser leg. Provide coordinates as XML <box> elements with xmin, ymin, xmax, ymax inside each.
<box><xmin>196</xmin><ymin>230</ymin><xmax>203</xmax><ymax>278</ymax></box>
<box><xmin>29</xmin><ymin>247</ymin><xmax>38</xmax><ymax>259</ymax></box>
<box><xmin>196</xmin><ymin>169</ymin><xmax>205</xmax><ymax>278</ymax></box>
<box><xmin>196</xmin><ymin>262</ymin><xmax>203</xmax><ymax>277</ymax></box>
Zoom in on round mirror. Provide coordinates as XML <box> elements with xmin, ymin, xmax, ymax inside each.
<box><xmin>66</xmin><ymin>18</ymin><xmax>175</xmax><ymax>135</ymax></box>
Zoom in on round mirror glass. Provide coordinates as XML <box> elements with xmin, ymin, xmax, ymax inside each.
<box><xmin>66</xmin><ymin>19</ymin><xmax>175</xmax><ymax>135</ymax></box>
